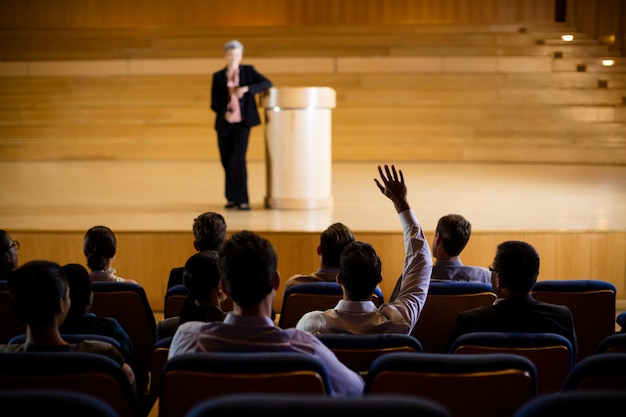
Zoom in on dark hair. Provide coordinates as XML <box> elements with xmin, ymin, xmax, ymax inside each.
<box><xmin>436</xmin><ymin>214</ymin><xmax>472</xmax><ymax>256</ymax></box>
<box><xmin>492</xmin><ymin>240</ymin><xmax>540</xmax><ymax>293</ymax></box>
<box><xmin>8</xmin><ymin>260</ymin><xmax>67</xmax><ymax>325</ymax></box>
<box><xmin>193</xmin><ymin>212</ymin><xmax>227</xmax><ymax>251</ymax></box>
<box><xmin>319</xmin><ymin>223</ymin><xmax>355</xmax><ymax>267</ymax></box>
<box><xmin>62</xmin><ymin>263</ymin><xmax>92</xmax><ymax>317</ymax></box>
<box><xmin>338</xmin><ymin>241</ymin><xmax>382</xmax><ymax>300</ymax></box>
<box><xmin>83</xmin><ymin>225</ymin><xmax>117</xmax><ymax>270</ymax></box>
<box><xmin>218</xmin><ymin>230</ymin><xmax>276</xmax><ymax>309</ymax></box>
<box><xmin>182</xmin><ymin>250</ymin><xmax>221</xmax><ymax>303</ymax></box>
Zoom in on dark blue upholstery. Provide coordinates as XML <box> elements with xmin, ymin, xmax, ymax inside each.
<box><xmin>0</xmin><ymin>351</ymin><xmax>145</xmax><ymax>417</ymax></box>
<box><xmin>531</xmin><ymin>279</ymin><xmax>617</xmax><ymax>362</ymax></box>
<box><xmin>186</xmin><ymin>393</ymin><xmax>452</xmax><ymax>417</ymax></box>
<box><xmin>90</xmin><ymin>281</ymin><xmax>156</xmax><ymax>372</ymax></box>
<box><xmin>0</xmin><ymin>389</ymin><xmax>120</xmax><ymax>417</ymax></box>
<box><xmin>8</xmin><ymin>333</ymin><xmax>124</xmax><ymax>352</ymax></box>
<box><xmin>160</xmin><ymin>351</ymin><xmax>334</xmax><ymax>417</ymax></box>
<box><xmin>410</xmin><ymin>280</ymin><xmax>497</xmax><ymax>353</ymax></box>
<box><xmin>595</xmin><ymin>333</ymin><xmax>626</xmax><ymax>354</ymax></box>
<box><xmin>365</xmin><ymin>352</ymin><xmax>537</xmax><ymax>417</ymax></box>
<box><xmin>513</xmin><ymin>390</ymin><xmax>626</xmax><ymax>417</ymax></box>
<box><xmin>163</xmin><ymin>284</ymin><xmax>188</xmax><ymax>318</ymax></box>
<box><xmin>448</xmin><ymin>331</ymin><xmax>574</xmax><ymax>395</ymax></box>
<box><xmin>562</xmin><ymin>353</ymin><xmax>626</xmax><ymax>391</ymax></box>
<box><xmin>427</xmin><ymin>280</ymin><xmax>494</xmax><ymax>294</ymax></box>
<box><xmin>315</xmin><ymin>333</ymin><xmax>422</xmax><ymax>376</ymax></box>
<box><xmin>149</xmin><ymin>336</ymin><xmax>173</xmax><ymax>401</ymax></box>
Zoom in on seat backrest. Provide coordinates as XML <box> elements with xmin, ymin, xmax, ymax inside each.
<box><xmin>8</xmin><ymin>333</ymin><xmax>124</xmax><ymax>352</ymax></box>
<box><xmin>595</xmin><ymin>333</ymin><xmax>626</xmax><ymax>354</ymax></box>
<box><xmin>0</xmin><ymin>280</ymin><xmax>26</xmax><ymax>343</ymax></box>
<box><xmin>364</xmin><ymin>352</ymin><xmax>537</xmax><ymax>417</ymax></box>
<box><xmin>186</xmin><ymin>393</ymin><xmax>452</xmax><ymax>417</ymax></box>
<box><xmin>90</xmin><ymin>281</ymin><xmax>156</xmax><ymax>371</ymax></box>
<box><xmin>512</xmin><ymin>390</ymin><xmax>626</xmax><ymax>417</ymax></box>
<box><xmin>449</xmin><ymin>331</ymin><xmax>573</xmax><ymax>395</ymax></box>
<box><xmin>410</xmin><ymin>281</ymin><xmax>497</xmax><ymax>352</ymax></box>
<box><xmin>160</xmin><ymin>351</ymin><xmax>333</xmax><ymax>417</ymax></box>
<box><xmin>0</xmin><ymin>351</ymin><xmax>145</xmax><ymax>417</ymax></box>
<box><xmin>531</xmin><ymin>279</ymin><xmax>616</xmax><ymax>362</ymax></box>
<box><xmin>561</xmin><ymin>353</ymin><xmax>626</xmax><ymax>391</ymax></box>
<box><xmin>163</xmin><ymin>284</ymin><xmax>188</xmax><ymax>318</ymax></box>
<box><xmin>149</xmin><ymin>336</ymin><xmax>172</xmax><ymax>402</ymax></box>
<box><xmin>0</xmin><ymin>389</ymin><xmax>121</xmax><ymax>417</ymax></box>
<box><xmin>278</xmin><ymin>282</ymin><xmax>383</xmax><ymax>329</ymax></box>
<box><xmin>316</xmin><ymin>333</ymin><xmax>423</xmax><ymax>377</ymax></box>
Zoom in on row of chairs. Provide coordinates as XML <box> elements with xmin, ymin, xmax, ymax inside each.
<box><xmin>1</xmin><ymin>347</ymin><xmax>624</xmax><ymax>417</ymax></box>
<box><xmin>2</xmin><ymin>389</ymin><xmax>625</xmax><ymax>417</ymax></box>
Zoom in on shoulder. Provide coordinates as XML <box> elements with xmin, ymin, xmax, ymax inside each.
<box><xmin>76</xmin><ymin>340</ymin><xmax>125</xmax><ymax>365</ymax></box>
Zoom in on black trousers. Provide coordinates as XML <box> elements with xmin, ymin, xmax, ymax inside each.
<box><xmin>216</xmin><ymin>122</ymin><xmax>250</xmax><ymax>205</ymax></box>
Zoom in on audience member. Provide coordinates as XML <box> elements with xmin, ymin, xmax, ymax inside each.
<box><xmin>283</xmin><ymin>222</ymin><xmax>355</xmax><ymax>292</ymax></box>
<box><xmin>157</xmin><ymin>250</ymin><xmax>227</xmax><ymax>340</ymax></box>
<box><xmin>389</xmin><ymin>213</ymin><xmax>491</xmax><ymax>300</ymax></box>
<box><xmin>0</xmin><ymin>260</ymin><xmax>137</xmax><ymax>391</ymax></box>
<box><xmin>440</xmin><ymin>240</ymin><xmax>578</xmax><ymax>359</ymax></box>
<box><xmin>295</xmin><ymin>164</ymin><xmax>432</xmax><ymax>335</ymax></box>
<box><xmin>0</xmin><ymin>229</ymin><xmax>19</xmax><ymax>280</ymax></box>
<box><xmin>167</xmin><ymin>212</ymin><xmax>227</xmax><ymax>289</ymax></box>
<box><xmin>59</xmin><ymin>263</ymin><xmax>148</xmax><ymax>395</ymax></box>
<box><xmin>83</xmin><ymin>225</ymin><xmax>137</xmax><ymax>284</ymax></box>
<box><xmin>167</xmin><ymin>230</ymin><xmax>364</xmax><ymax>396</ymax></box>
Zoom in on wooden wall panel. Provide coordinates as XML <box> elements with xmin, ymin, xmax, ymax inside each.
<box><xmin>10</xmin><ymin>229</ymin><xmax>626</xmax><ymax>315</ymax></box>
<box><xmin>0</xmin><ymin>0</ymin><xmax>556</xmax><ymax>29</ymax></box>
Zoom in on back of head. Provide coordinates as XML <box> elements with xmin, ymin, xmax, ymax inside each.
<box><xmin>8</xmin><ymin>260</ymin><xmax>67</xmax><ymax>325</ymax></box>
<box><xmin>218</xmin><ymin>230</ymin><xmax>276</xmax><ymax>309</ymax></box>
<box><xmin>436</xmin><ymin>214</ymin><xmax>472</xmax><ymax>256</ymax></box>
<box><xmin>62</xmin><ymin>263</ymin><xmax>92</xmax><ymax>316</ymax></box>
<box><xmin>493</xmin><ymin>240</ymin><xmax>540</xmax><ymax>294</ymax></box>
<box><xmin>182</xmin><ymin>250</ymin><xmax>221</xmax><ymax>303</ymax></box>
<box><xmin>193</xmin><ymin>212</ymin><xmax>227</xmax><ymax>251</ymax></box>
<box><xmin>83</xmin><ymin>225</ymin><xmax>116</xmax><ymax>270</ymax></box>
<box><xmin>320</xmin><ymin>223</ymin><xmax>355</xmax><ymax>268</ymax></box>
<box><xmin>339</xmin><ymin>241</ymin><xmax>382</xmax><ymax>300</ymax></box>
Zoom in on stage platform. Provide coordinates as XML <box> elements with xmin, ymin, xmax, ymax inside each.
<box><xmin>1</xmin><ymin>160</ymin><xmax>625</xmax><ymax>315</ymax></box>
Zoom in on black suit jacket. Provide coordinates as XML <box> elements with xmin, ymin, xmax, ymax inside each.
<box><xmin>441</xmin><ymin>295</ymin><xmax>578</xmax><ymax>359</ymax></box>
<box><xmin>211</xmin><ymin>64</ymin><xmax>272</xmax><ymax>130</ymax></box>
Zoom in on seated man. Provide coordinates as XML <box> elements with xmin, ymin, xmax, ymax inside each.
<box><xmin>59</xmin><ymin>262</ymin><xmax>148</xmax><ymax>395</ymax></box>
<box><xmin>296</xmin><ymin>164</ymin><xmax>432</xmax><ymax>335</ymax></box>
<box><xmin>441</xmin><ymin>240</ymin><xmax>578</xmax><ymax>360</ymax></box>
<box><xmin>283</xmin><ymin>222</ymin><xmax>355</xmax><ymax>292</ymax></box>
<box><xmin>0</xmin><ymin>260</ymin><xmax>137</xmax><ymax>392</ymax></box>
<box><xmin>388</xmin><ymin>213</ymin><xmax>490</xmax><ymax>301</ymax></box>
<box><xmin>168</xmin><ymin>228</ymin><xmax>364</xmax><ymax>396</ymax></box>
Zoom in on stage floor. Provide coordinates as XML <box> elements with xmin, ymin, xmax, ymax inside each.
<box><xmin>1</xmin><ymin>160</ymin><xmax>625</xmax><ymax>234</ymax></box>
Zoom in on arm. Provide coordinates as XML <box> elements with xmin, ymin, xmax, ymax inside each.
<box><xmin>374</xmin><ymin>164</ymin><xmax>432</xmax><ymax>333</ymax></box>
<box><xmin>240</xmin><ymin>65</ymin><xmax>272</xmax><ymax>96</ymax></box>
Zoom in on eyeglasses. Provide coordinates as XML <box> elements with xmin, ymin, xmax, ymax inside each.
<box><xmin>8</xmin><ymin>241</ymin><xmax>20</xmax><ymax>250</ymax></box>
<box><xmin>488</xmin><ymin>265</ymin><xmax>499</xmax><ymax>273</ymax></box>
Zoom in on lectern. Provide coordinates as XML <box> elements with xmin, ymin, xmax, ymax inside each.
<box><xmin>262</xmin><ymin>87</ymin><xmax>336</xmax><ymax>209</ymax></box>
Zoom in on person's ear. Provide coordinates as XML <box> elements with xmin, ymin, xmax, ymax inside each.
<box><xmin>336</xmin><ymin>273</ymin><xmax>343</xmax><ymax>285</ymax></box>
<box><xmin>316</xmin><ymin>245</ymin><xmax>322</xmax><ymax>256</ymax></box>
<box><xmin>272</xmin><ymin>271</ymin><xmax>280</xmax><ymax>290</ymax></box>
<box><xmin>193</xmin><ymin>241</ymin><xmax>200</xmax><ymax>251</ymax></box>
<box><xmin>219</xmin><ymin>279</ymin><xmax>230</xmax><ymax>297</ymax></box>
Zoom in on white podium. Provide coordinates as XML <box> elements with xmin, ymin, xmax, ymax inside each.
<box><xmin>262</xmin><ymin>87</ymin><xmax>336</xmax><ymax>209</ymax></box>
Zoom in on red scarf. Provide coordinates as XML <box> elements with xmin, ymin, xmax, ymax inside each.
<box><xmin>226</xmin><ymin>68</ymin><xmax>242</xmax><ymax>123</ymax></box>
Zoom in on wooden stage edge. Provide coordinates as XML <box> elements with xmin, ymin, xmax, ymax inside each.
<box><xmin>1</xmin><ymin>160</ymin><xmax>625</xmax><ymax>314</ymax></box>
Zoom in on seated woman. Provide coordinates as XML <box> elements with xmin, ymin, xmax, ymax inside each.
<box><xmin>156</xmin><ymin>250</ymin><xmax>227</xmax><ymax>340</ymax></box>
<box><xmin>0</xmin><ymin>259</ymin><xmax>137</xmax><ymax>392</ymax></box>
<box><xmin>83</xmin><ymin>225</ymin><xmax>137</xmax><ymax>284</ymax></box>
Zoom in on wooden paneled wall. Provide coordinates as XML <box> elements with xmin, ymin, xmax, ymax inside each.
<box><xmin>0</xmin><ymin>0</ymin><xmax>556</xmax><ymax>28</ymax></box>
<box><xmin>11</xmin><ymin>229</ymin><xmax>626</xmax><ymax>315</ymax></box>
